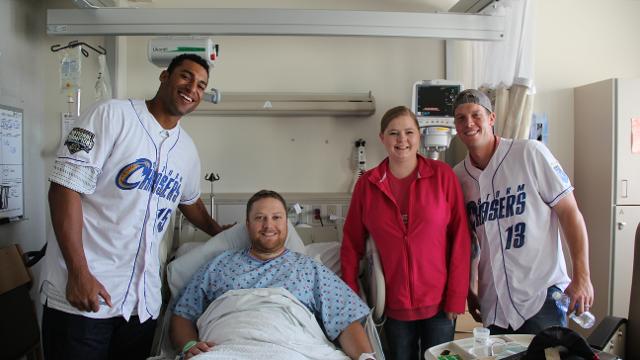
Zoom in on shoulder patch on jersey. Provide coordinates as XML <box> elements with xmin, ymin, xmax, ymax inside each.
<box><xmin>65</xmin><ymin>127</ymin><xmax>95</xmax><ymax>154</ymax></box>
<box><xmin>553</xmin><ymin>164</ymin><xmax>570</xmax><ymax>185</ymax></box>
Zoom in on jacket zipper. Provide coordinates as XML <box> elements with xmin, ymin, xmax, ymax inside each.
<box><xmin>377</xmin><ymin>173</ymin><xmax>416</xmax><ymax>308</ymax></box>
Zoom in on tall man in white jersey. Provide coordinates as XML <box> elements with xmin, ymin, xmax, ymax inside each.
<box><xmin>452</xmin><ymin>89</ymin><xmax>594</xmax><ymax>334</ymax></box>
<box><xmin>42</xmin><ymin>54</ymin><xmax>233</xmax><ymax>359</ymax></box>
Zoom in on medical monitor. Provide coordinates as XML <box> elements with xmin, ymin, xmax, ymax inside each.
<box><xmin>412</xmin><ymin>80</ymin><xmax>462</xmax><ymax>128</ymax></box>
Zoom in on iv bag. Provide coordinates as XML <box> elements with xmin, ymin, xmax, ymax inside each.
<box><xmin>95</xmin><ymin>54</ymin><xmax>113</xmax><ymax>101</ymax></box>
<box><xmin>59</xmin><ymin>47</ymin><xmax>82</xmax><ymax>93</ymax></box>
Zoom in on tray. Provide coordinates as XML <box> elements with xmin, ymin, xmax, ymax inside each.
<box><xmin>426</xmin><ymin>334</ymin><xmax>533</xmax><ymax>360</ymax></box>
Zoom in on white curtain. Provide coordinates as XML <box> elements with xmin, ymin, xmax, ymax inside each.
<box><xmin>471</xmin><ymin>0</ymin><xmax>535</xmax><ymax>140</ymax></box>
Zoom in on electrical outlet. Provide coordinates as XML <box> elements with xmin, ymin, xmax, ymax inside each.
<box><xmin>327</xmin><ymin>205</ymin><xmax>338</xmax><ymax>223</ymax></box>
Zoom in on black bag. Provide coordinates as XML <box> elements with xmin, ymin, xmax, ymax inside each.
<box><xmin>522</xmin><ymin>326</ymin><xmax>598</xmax><ymax>360</ymax></box>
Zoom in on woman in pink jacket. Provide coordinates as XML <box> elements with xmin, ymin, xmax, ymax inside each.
<box><xmin>341</xmin><ymin>106</ymin><xmax>471</xmax><ymax>360</ymax></box>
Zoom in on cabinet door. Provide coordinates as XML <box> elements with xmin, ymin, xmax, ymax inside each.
<box><xmin>612</xmin><ymin>205</ymin><xmax>640</xmax><ymax>317</ymax></box>
<box><xmin>616</xmin><ymin>79</ymin><xmax>640</xmax><ymax>205</ymax></box>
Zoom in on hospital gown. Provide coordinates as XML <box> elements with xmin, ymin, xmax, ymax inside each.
<box><xmin>173</xmin><ymin>249</ymin><xmax>370</xmax><ymax>340</ymax></box>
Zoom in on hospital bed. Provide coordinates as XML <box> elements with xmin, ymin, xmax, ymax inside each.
<box><xmin>148</xmin><ymin>214</ymin><xmax>386</xmax><ymax>360</ymax></box>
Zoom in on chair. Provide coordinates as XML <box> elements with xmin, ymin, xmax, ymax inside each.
<box><xmin>587</xmin><ymin>222</ymin><xmax>640</xmax><ymax>358</ymax></box>
<box><xmin>0</xmin><ymin>244</ymin><xmax>43</xmax><ymax>360</ymax></box>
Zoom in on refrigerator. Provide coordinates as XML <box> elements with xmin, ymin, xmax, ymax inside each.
<box><xmin>574</xmin><ymin>78</ymin><xmax>640</xmax><ymax>328</ymax></box>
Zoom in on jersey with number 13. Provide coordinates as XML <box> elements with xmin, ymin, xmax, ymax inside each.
<box><xmin>454</xmin><ymin>138</ymin><xmax>572</xmax><ymax>330</ymax></box>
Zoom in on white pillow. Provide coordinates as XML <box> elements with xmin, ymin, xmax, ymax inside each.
<box><xmin>167</xmin><ymin>220</ymin><xmax>305</xmax><ymax>298</ymax></box>
<box><xmin>305</xmin><ymin>242</ymin><xmax>341</xmax><ymax>276</ymax></box>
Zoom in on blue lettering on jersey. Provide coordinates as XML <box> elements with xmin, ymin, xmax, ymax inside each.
<box><xmin>466</xmin><ymin>184</ymin><xmax>527</xmax><ymax>229</ymax></box>
<box><xmin>115</xmin><ymin>157</ymin><xmax>182</xmax><ymax>202</ymax></box>
<box><xmin>553</xmin><ymin>164</ymin><xmax>570</xmax><ymax>186</ymax></box>
<box><xmin>157</xmin><ymin>208</ymin><xmax>172</xmax><ymax>232</ymax></box>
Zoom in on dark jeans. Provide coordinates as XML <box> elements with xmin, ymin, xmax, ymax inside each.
<box><xmin>489</xmin><ymin>286</ymin><xmax>567</xmax><ymax>335</ymax></box>
<box><xmin>42</xmin><ymin>305</ymin><xmax>157</xmax><ymax>360</ymax></box>
<box><xmin>383</xmin><ymin>311</ymin><xmax>455</xmax><ymax>360</ymax></box>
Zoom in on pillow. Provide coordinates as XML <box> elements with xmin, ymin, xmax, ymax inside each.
<box><xmin>305</xmin><ymin>242</ymin><xmax>341</xmax><ymax>276</ymax></box>
<box><xmin>167</xmin><ymin>220</ymin><xmax>305</xmax><ymax>297</ymax></box>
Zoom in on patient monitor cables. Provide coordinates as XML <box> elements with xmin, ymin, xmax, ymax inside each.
<box><xmin>350</xmin><ymin>139</ymin><xmax>367</xmax><ymax>193</ymax></box>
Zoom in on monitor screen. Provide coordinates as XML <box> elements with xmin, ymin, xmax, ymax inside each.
<box><xmin>415</xmin><ymin>84</ymin><xmax>461</xmax><ymax>118</ymax></box>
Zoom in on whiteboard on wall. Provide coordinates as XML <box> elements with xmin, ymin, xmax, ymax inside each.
<box><xmin>0</xmin><ymin>104</ymin><xmax>24</xmax><ymax>223</ymax></box>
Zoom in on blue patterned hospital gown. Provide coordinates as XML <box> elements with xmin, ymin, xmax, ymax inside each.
<box><xmin>173</xmin><ymin>249</ymin><xmax>370</xmax><ymax>340</ymax></box>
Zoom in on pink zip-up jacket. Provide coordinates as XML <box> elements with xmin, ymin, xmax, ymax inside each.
<box><xmin>341</xmin><ymin>155</ymin><xmax>471</xmax><ymax>320</ymax></box>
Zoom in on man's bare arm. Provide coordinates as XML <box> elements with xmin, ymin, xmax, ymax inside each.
<box><xmin>48</xmin><ymin>182</ymin><xmax>112</xmax><ymax>311</ymax></box>
<box><xmin>178</xmin><ymin>198</ymin><xmax>235</xmax><ymax>237</ymax></box>
<box><xmin>170</xmin><ymin>314</ymin><xmax>214</xmax><ymax>359</ymax></box>
<box><xmin>337</xmin><ymin>321</ymin><xmax>375</xmax><ymax>359</ymax></box>
<box><xmin>554</xmin><ymin>193</ymin><xmax>594</xmax><ymax>314</ymax></box>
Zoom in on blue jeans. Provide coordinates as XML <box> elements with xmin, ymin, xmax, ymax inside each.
<box><xmin>383</xmin><ymin>311</ymin><xmax>455</xmax><ymax>360</ymax></box>
<box><xmin>489</xmin><ymin>286</ymin><xmax>567</xmax><ymax>335</ymax></box>
<box><xmin>42</xmin><ymin>305</ymin><xmax>157</xmax><ymax>360</ymax></box>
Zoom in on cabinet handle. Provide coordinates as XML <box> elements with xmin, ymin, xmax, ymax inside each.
<box><xmin>621</xmin><ymin>180</ymin><xmax>628</xmax><ymax>198</ymax></box>
<box><xmin>618</xmin><ymin>221</ymin><xmax>627</xmax><ymax>230</ymax></box>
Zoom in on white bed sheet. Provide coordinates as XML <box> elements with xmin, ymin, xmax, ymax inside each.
<box><xmin>194</xmin><ymin>287</ymin><xmax>349</xmax><ymax>360</ymax></box>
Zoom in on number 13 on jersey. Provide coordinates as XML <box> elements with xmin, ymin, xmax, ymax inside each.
<box><xmin>505</xmin><ymin>222</ymin><xmax>526</xmax><ymax>249</ymax></box>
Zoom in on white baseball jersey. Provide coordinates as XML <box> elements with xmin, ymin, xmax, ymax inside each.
<box><xmin>41</xmin><ymin>99</ymin><xmax>201</xmax><ymax>322</ymax></box>
<box><xmin>454</xmin><ymin>138</ymin><xmax>572</xmax><ymax>330</ymax></box>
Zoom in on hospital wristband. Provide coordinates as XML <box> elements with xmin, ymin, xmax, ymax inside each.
<box><xmin>358</xmin><ymin>352</ymin><xmax>376</xmax><ymax>360</ymax></box>
<box><xmin>181</xmin><ymin>340</ymin><xmax>198</xmax><ymax>354</ymax></box>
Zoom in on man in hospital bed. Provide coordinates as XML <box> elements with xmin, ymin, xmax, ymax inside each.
<box><xmin>170</xmin><ymin>190</ymin><xmax>376</xmax><ymax>360</ymax></box>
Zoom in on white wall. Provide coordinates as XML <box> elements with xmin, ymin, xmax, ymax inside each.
<box><xmin>0</xmin><ymin>0</ymin><xmax>48</xmax><ymax>252</ymax></box>
<box><xmin>534</xmin><ymin>0</ymin><xmax>640</xmax><ymax>179</ymax></box>
<box><xmin>124</xmin><ymin>35</ymin><xmax>445</xmax><ymax>193</ymax></box>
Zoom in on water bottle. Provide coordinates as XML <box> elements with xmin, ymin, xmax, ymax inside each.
<box><xmin>552</xmin><ymin>291</ymin><xmax>596</xmax><ymax>328</ymax></box>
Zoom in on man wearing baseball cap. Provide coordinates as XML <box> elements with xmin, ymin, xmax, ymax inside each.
<box><xmin>452</xmin><ymin>89</ymin><xmax>594</xmax><ymax>335</ymax></box>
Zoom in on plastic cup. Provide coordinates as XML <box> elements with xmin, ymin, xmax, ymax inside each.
<box><xmin>473</xmin><ymin>327</ymin><xmax>490</xmax><ymax>348</ymax></box>
<box><xmin>469</xmin><ymin>346</ymin><xmax>491</xmax><ymax>358</ymax></box>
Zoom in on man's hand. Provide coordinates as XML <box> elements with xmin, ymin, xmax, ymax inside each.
<box><xmin>179</xmin><ymin>199</ymin><xmax>234</xmax><ymax>237</ymax></box>
<box><xmin>467</xmin><ymin>291</ymin><xmax>482</xmax><ymax>323</ymax></box>
<box><xmin>446</xmin><ymin>312</ymin><xmax>458</xmax><ymax>320</ymax></box>
<box><xmin>66</xmin><ymin>270</ymin><xmax>112</xmax><ymax>312</ymax></box>
<box><xmin>184</xmin><ymin>341</ymin><xmax>215</xmax><ymax>359</ymax></box>
<box><xmin>564</xmin><ymin>276</ymin><xmax>594</xmax><ymax>315</ymax></box>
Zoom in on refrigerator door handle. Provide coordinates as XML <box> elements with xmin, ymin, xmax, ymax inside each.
<box><xmin>621</xmin><ymin>179</ymin><xmax>628</xmax><ymax>198</ymax></box>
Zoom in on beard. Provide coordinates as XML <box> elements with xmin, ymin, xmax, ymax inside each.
<box><xmin>249</xmin><ymin>233</ymin><xmax>287</xmax><ymax>259</ymax></box>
